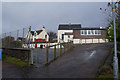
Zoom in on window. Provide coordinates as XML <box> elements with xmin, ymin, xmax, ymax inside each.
<box><xmin>85</xmin><ymin>30</ymin><xmax>87</xmax><ymax>35</ymax></box>
<box><xmin>45</xmin><ymin>35</ymin><xmax>47</xmax><ymax>38</ymax></box>
<box><xmin>68</xmin><ymin>35</ymin><xmax>70</xmax><ymax>38</ymax></box>
<box><xmin>62</xmin><ymin>34</ymin><xmax>64</xmax><ymax>40</ymax></box>
<box><xmin>81</xmin><ymin>30</ymin><xmax>84</xmax><ymax>35</ymax></box>
<box><xmin>88</xmin><ymin>30</ymin><xmax>91</xmax><ymax>35</ymax></box>
<box><xmin>80</xmin><ymin>30</ymin><xmax>101</xmax><ymax>35</ymax></box>
<box><xmin>91</xmin><ymin>30</ymin><xmax>94</xmax><ymax>35</ymax></box>
<box><xmin>98</xmin><ymin>30</ymin><xmax>101</xmax><ymax>35</ymax></box>
<box><xmin>95</xmin><ymin>30</ymin><xmax>98</xmax><ymax>35</ymax></box>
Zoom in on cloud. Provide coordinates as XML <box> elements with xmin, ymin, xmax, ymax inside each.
<box><xmin>2</xmin><ymin>2</ymin><xmax>109</xmax><ymax>34</ymax></box>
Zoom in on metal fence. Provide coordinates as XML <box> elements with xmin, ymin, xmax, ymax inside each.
<box><xmin>30</xmin><ymin>42</ymin><xmax>73</xmax><ymax>67</ymax></box>
<box><xmin>1</xmin><ymin>27</ymin><xmax>30</xmax><ymax>48</ymax></box>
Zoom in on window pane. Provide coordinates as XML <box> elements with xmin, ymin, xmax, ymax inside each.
<box><xmin>98</xmin><ymin>30</ymin><xmax>101</xmax><ymax>34</ymax></box>
<box><xmin>91</xmin><ymin>30</ymin><xmax>94</xmax><ymax>35</ymax></box>
<box><xmin>85</xmin><ymin>30</ymin><xmax>87</xmax><ymax>35</ymax></box>
<box><xmin>81</xmin><ymin>30</ymin><xmax>84</xmax><ymax>35</ymax></box>
<box><xmin>88</xmin><ymin>30</ymin><xmax>91</xmax><ymax>35</ymax></box>
<box><xmin>62</xmin><ymin>34</ymin><xmax>64</xmax><ymax>40</ymax></box>
<box><xmin>68</xmin><ymin>35</ymin><xmax>70</xmax><ymax>38</ymax></box>
<box><xmin>95</xmin><ymin>30</ymin><xmax>98</xmax><ymax>35</ymax></box>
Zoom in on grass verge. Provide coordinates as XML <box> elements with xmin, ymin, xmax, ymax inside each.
<box><xmin>3</xmin><ymin>55</ymin><xmax>29</xmax><ymax>67</ymax></box>
<box><xmin>97</xmin><ymin>73</ymin><xmax>120</xmax><ymax>78</ymax></box>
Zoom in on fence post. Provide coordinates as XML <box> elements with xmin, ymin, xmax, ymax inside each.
<box><xmin>60</xmin><ymin>44</ymin><xmax>62</xmax><ymax>56</ymax></box>
<box><xmin>46</xmin><ymin>46</ymin><xmax>49</xmax><ymax>64</ymax></box>
<box><xmin>28</xmin><ymin>26</ymin><xmax>31</xmax><ymax>48</ymax></box>
<box><xmin>98</xmin><ymin>39</ymin><xmax>99</xmax><ymax>43</ymax></box>
<box><xmin>17</xmin><ymin>30</ymin><xmax>19</xmax><ymax>40</ymax></box>
<box><xmin>54</xmin><ymin>45</ymin><xmax>56</xmax><ymax>60</ymax></box>
<box><xmin>85</xmin><ymin>39</ymin><xmax>86</xmax><ymax>44</ymax></box>
<box><xmin>64</xmin><ymin>43</ymin><xmax>66</xmax><ymax>53</ymax></box>
<box><xmin>22</xmin><ymin>28</ymin><xmax>25</xmax><ymax>48</ymax></box>
<box><xmin>92</xmin><ymin>39</ymin><xmax>93</xmax><ymax>43</ymax></box>
<box><xmin>9</xmin><ymin>32</ymin><xmax>11</xmax><ymax>48</ymax></box>
<box><xmin>29</xmin><ymin>49</ymin><xmax>33</xmax><ymax>65</ymax></box>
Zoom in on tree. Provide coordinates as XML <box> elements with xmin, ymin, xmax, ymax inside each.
<box><xmin>2</xmin><ymin>36</ymin><xmax>15</xmax><ymax>48</ymax></box>
<box><xmin>101</xmin><ymin>1</ymin><xmax>120</xmax><ymax>42</ymax></box>
<box><xmin>47</xmin><ymin>31</ymin><xmax>57</xmax><ymax>42</ymax></box>
<box><xmin>106</xmin><ymin>19</ymin><xmax>120</xmax><ymax>41</ymax></box>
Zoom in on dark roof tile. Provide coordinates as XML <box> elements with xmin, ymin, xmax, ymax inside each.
<box><xmin>58</xmin><ymin>24</ymin><xmax>81</xmax><ymax>30</ymax></box>
<box><xmin>36</xmin><ymin>30</ymin><xmax>43</xmax><ymax>34</ymax></box>
<box><xmin>31</xmin><ymin>31</ymin><xmax>34</xmax><ymax>35</ymax></box>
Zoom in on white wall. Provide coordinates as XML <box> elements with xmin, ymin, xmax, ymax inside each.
<box><xmin>73</xmin><ymin>38</ymin><xmax>108</xmax><ymax>44</ymax></box>
<box><xmin>35</xmin><ymin>30</ymin><xmax>49</xmax><ymax>42</ymax></box>
<box><xmin>64</xmin><ymin>35</ymin><xmax>73</xmax><ymax>42</ymax></box>
<box><xmin>58</xmin><ymin>30</ymin><xmax>73</xmax><ymax>43</ymax></box>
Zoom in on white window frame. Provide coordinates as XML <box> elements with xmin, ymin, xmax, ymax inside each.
<box><xmin>98</xmin><ymin>30</ymin><xmax>101</xmax><ymax>35</ymax></box>
<box><xmin>81</xmin><ymin>30</ymin><xmax>101</xmax><ymax>35</ymax></box>
<box><xmin>81</xmin><ymin>30</ymin><xmax>84</xmax><ymax>35</ymax></box>
<box><xmin>68</xmin><ymin>35</ymin><xmax>70</xmax><ymax>38</ymax></box>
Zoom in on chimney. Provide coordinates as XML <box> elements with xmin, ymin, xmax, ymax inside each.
<box><xmin>100</xmin><ymin>26</ymin><xmax>102</xmax><ymax>29</ymax></box>
<box><xmin>42</xmin><ymin>26</ymin><xmax>45</xmax><ymax>31</ymax></box>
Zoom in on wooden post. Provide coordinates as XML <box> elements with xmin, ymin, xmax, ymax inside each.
<box><xmin>46</xmin><ymin>46</ymin><xmax>49</xmax><ymax>64</ymax></box>
<box><xmin>98</xmin><ymin>39</ymin><xmax>99</xmax><ymax>43</ymax></box>
<box><xmin>54</xmin><ymin>45</ymin><xmax>56</xmax><ymax>60</ymax></box>
<box><xmin>64</xmin><ymin>43</ymin><xmax>66</xmax><ymax>53</ymax></box>
<box><xmin>22</xmin><ymin>28</ymin><xmax>25</xmax><ymax>48</ymax></box>
<box><xmin>85</xmin><ymin>39</ymin><xmax>86</xmax><ymax>44</ymax></box>
<box><xmin>60</xmin><ymin>44</ymin><xmax>62</xmax><ymax>56</ymax></box>
<box><xmin>29</xmin><ymin>49</ymin><xmax>33</xmax><ymax>65</ymax></box>
<box><xmin>92</xmin><ymin>39</ymin><xmax>93</xmax><ymax>43</ymax></box>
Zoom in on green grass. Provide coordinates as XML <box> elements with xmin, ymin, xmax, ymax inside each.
<box><xmin>3</xmin><ymin>55</ymin><xmax>29</xmax><ymax>67</ymax></box>
<box><xmin>97</xmin><ymin>74</ymin><xmax>113</xmax><ymax>78</ymax></box>
<box><xmin>97</xmin><ymin>73</ymin><xmax>120</xmax><ymax>79</ymax></box>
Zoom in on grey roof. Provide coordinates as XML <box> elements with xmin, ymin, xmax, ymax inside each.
<box><xmin>58</xmin><ymin>24</ymin><xmax>81</xmax><ymax>30</ymax></box>
<box><xmin>31</xmin><ymin>30</ymin><xmax>43</xmax><ymax>35</ymax></box>
<box><xmin>73</xmin><ymin>27</ymin><xmax>106</xmax><ymax>30</ymax></box>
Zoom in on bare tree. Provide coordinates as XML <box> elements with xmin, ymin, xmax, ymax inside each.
<box><xmin>48</xmin><ymin>31</ymin><xmax>57</xmax><ymax>42</ymax></box>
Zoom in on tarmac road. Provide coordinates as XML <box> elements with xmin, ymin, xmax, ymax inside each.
<box><xmin>27</xmin><ymin>42</ymin><xmax>113</xmax><ymax>78</ymax></box>
<box><xmin>2</xmin><ymin>43</ymin><xmax>113</xmax><ymax>78</ymax></box>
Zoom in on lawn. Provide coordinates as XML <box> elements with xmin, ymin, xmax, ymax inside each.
<box><xmin>3</xmin><ymin>55</ymin><xmax>29</xmax><ymax>67</ymax></box>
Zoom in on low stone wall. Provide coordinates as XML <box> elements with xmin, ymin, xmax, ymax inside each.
<box><xmin>2</xmin><ymin>48</ymin><xmax>31</xmax><ymax>62</ymax></box>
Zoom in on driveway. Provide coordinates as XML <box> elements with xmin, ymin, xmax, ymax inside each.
<box><xmin>2</xmin><ymin>43</ymin><xmax>113</xmax><ymax>78</ymax></box>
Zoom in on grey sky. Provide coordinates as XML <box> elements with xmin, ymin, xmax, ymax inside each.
<box><xmin>2</xmin><ymin>2</ymin><xmax>109</xmax><ymax>33</ymax></box>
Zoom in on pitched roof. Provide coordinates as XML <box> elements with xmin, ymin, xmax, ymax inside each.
<box><xmin>58</xmin><ymin>24</ymin><xmax>81</xmax><ymax>30</ymax></box>
<box><xmin>36</xmin><ymin>30</ymin><xmax>43</xmax><ymax>34</ymax></box>
<box><xmin>31</xmin><ymin>31</ymin><xmax>34</xmax><ymax>35</ymax></box>
<box><xmin>30</xmin><ymin>30</ymin><xmax>43</xmax><ymax>35</ymax></box>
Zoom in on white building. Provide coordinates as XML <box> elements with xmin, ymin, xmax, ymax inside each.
<box><xmin>26</xmin><ymin>27</ymin><xmax>49</xmax><ymax>43</ymax></box>
<box><xmin>58</xmin><ymin>24</ymin><xmax>81</xmax><ymax>43</ymax></box>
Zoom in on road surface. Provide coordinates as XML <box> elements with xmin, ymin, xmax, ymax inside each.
<box><xmin>2</xmin><ymin>43</ymin><xmax>113</xmax><ymax>78</ymax></box>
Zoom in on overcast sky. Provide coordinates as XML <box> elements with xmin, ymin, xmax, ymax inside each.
<box><xmin>2</xmin><ymin>2</ymin><xmax>110</xmax><ymax>34</ymax></box>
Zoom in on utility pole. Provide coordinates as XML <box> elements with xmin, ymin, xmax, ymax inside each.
<box><xmin>22</xmin><ymin>28</ymin><xmax>25</xmax><ymax>47</ymax></box>
<box><xmin>112</xmin><ymin>0</ymin><xmax>119</xmax><ymax>79</ymax></box>
<box><xmin>28</xmin><ymin>26</ymin><xmax>31</xmax><ymax>48</ymax></box>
